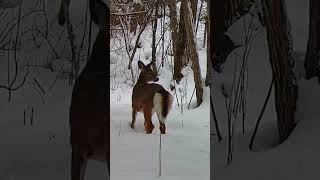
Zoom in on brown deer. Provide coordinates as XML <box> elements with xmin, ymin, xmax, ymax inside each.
<box><xmin>131</xmin><ymin>61</ymin><xmax>174</xmax><ymax>134</ymax></box>
<box><xmin>58</xmin><ymin>0</ymin><xmax>109</xmax><ymax>179</ymax></box>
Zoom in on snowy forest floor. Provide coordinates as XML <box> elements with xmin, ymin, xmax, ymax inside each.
<box><xmin>0</xmin><ymin>79</ymin><xmax>108</xmax><ymax>179</ymax></box>
<box><xmin>110</xmin><ymin>87</ymin><xmax>210</xmax><ymax>180</ymax></box>
<box><xmin>211</xmin><ymin>0</ymin><xmax>320</xmax><ymax>179</ymax></box>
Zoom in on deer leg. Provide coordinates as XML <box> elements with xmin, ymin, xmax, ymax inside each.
<box><xmin>156</xmin><ymin>111</ymin><xmax>166</xmax><ymax>134</ymax></box>
<box><xmin>131</xmin><ymin>108</ymin><xmax>137</xmax><ymax>129</ymax></box>
<box><xmin>143</xmin><ymin>109</ymin><xmax>154</xmax><ymax>134</ymax></box>
<box><xmin>71</xmin><ymin>150</ymin><xmax>88</xmax><ymax>180</ymax></box>
<box><xmin>160</xmin><ymin>123</ymin><xmax>166</xmax><ymax>134</ymax></box>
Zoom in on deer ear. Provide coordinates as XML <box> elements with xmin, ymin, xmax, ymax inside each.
<box><xmin>138</xmin><ymin>61</ymin><xmax>145</xmax><ymax>70</ymax></box>
<box><xmin>147</xmin><ymin>61</ymin><xmax>154</xmax><ymax>69</ymax></box>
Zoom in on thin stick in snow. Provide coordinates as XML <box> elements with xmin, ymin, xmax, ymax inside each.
<box><xmin>188</xmin><ymin>87</ymin><xmax>196</xmax><ymax>109</ymax></box>
<box><xmin>23</xmin><ymin>109</ymin><xmax>26</xmax><ymax>127</ymax></box>
<box><xmin>180</xmin><ymin>88</ymin><xmax>184</xmax><ymax>127</ymax></box>
<box><xmin>210</xmin><ymin>95</ymin><xmax>222</xmax><ymax>142</ymax></box>
<box><xmin>159</xmin><ymin>132</ymin><xmax>162</xmax><ymax>177</ymax></box>
<box><xmin>249</xmin><ymin>76</ymin><xmax>274</xmax><ymax>150</ymax></box>
<box><xmin>31</xmin><ymin>106</ymin><xmax>34</xmax><ymax>126</ymax></box>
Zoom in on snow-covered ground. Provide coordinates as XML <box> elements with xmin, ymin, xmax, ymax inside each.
<box><xmin>110</xmin><ymin>2</ymin><xmax>209</xmax><ymax>179</ymax></box>
<box><xmin>0</xmin><ymin>0</ymin><xmax>209</xmax><ymax>179</ymax></box>
<box><xmin>212</xmin><ymin>0</ymin><xmax>318</xmax><ymax>179</ymax></box>
<box><xmin>110</xmin><ymin>86</ymin><xmax>210</xmax><ymax>180</ymax></box>
<box><xmin>0</xmin><ymin>0</ymin><xmax>109</xmax><ymax>179</ymax></box>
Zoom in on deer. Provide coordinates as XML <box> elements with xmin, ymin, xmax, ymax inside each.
<box><xmin>58</xmin><ymin>0</ymin><xmax>109</xmax><ymax>179</ymax></box>
<box><xmin>131</xmin><ymin>61</ymin><xmax>174</xmax><ymax>134</ymax></box>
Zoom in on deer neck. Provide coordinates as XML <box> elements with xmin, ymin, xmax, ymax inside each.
<box><xmin>136</xmin><ymin>75</ymin><xmax>149</xmax><ymax>86</ymax></box>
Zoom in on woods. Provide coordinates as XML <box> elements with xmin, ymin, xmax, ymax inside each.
<box><xmin>1</xmin><ymin>0</ymin><xmax>320</xmax><ymax>179</ymax></box>
<box><xmin>211</xmin><ymin>0</ymin><xmax>320</xmax><ymax>179</ymax></box>
<box><xmin>110</xmin><ymin>0</ymin><xmax>210</xmax><ymax>178</ymax></box>
<box><xmin>111</xmin><ymin>0</ymin><xmax>206</xmax><ymax>107</ymax></box>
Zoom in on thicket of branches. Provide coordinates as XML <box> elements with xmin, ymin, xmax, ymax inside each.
<box><xmin>0</xmin><ymin>0</ymin><xmax>96</xmax><ymax>102</ymax></box>
<box><xmin>110</xmin><ymin>0</ymin><xmax>208</xmax><ymax>107</ymax></box>
<box><xmin>210</xmin><ymin>0</ymin><xmax>318</xmax><ymax>168</ymax></box>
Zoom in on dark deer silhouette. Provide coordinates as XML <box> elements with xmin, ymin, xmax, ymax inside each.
<box><xmin>58</xmin><ymin>0</ymin><xmax>109</xmax><ymax>179</ymax></box>
<box><xmin>131</xmin><ymin>61</ymin><xmax>173</xmax><ymax>134</ymax></box>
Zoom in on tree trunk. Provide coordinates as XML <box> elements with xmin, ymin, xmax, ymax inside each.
<box><xmin>173</xmin><ymin>0</ymin><xmax>187</xmax><ymax>83</ymax></box>
<box><xmin>262</xmin><ymin>0</ymin><xmax>298</xmax><ymax>143</ymax></box>
<box><xmin>182</xmin><ymin>0</ymin><xmax>203</xmax><ymax>106</ymax></box>
<box><xmin>190</xmin><ymin>0</ymin><xmax>198</xmax><ymax>23</ymax></box>
<box><xmin>151</xmin><ymin>1</ymin><xmax>160</xmax><ymax>71</ymax></box>
<box><xmin>168</xmin><ymin>0</ymin><xmax>178</xmax><ymax>61</ymax></box>
<box><xmin>209</xmin><ymin>0</ymin><xmax>225</xmax><ymax>71</ymax></box>
<box><xmin>305</xmin><ymin>0</ymin><xmax>320</xmax><ymax>80</ymax></box>
<box><xmin>205</xmin><ymin>18</ymin><xmax>212</xmax><ymax>86</ymax></box>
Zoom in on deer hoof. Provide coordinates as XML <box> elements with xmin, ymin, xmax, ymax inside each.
<box><xmin>160</xmin><ymin>124</ymin><xmax>166</xmax><ymax>134</ymax></box>
<box><xmin>146</xmin><ymin>126</ymin><xmax>154</xmax><ymax>134</ymax></box>
<box><xmin>130</xmin><ymin>123</ymin><xmax>135</xmax><ymax>129</ymax></box>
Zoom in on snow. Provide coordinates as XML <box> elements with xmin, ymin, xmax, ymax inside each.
<box><xmin>0</xmin><ymin>0</ymin><xmax>208</xmax><ymax>179</ymax></box>
<box><xmin>110</xmin><ymin>1</ymin><xmax>209</xmax><ymax>179</ymax></box>
<box><xmin>0</xmin><ymin>0</ymin><xmax>109</xmax><ymax>179</ymax></box>
<box><xmin>0</xmin><ymin>0</ymin><xmax>19</xmax><ymax>9</ymax></box>
<box><xmin>213</xmin><ymin>78</ymin><xmax>320</xmax><ymax>180</ymax></box>
<box><xmin>110</xmin><ymin>87</ymin><xmax>210</xmax><ymax>180</ymax></box>
<box><xmin>212</xmin><ymin>0</ymin><xmax>320</xmax><ymax>180</ymax></box>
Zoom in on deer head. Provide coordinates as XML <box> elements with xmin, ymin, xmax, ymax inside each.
<box><xmin>137</xmin><ymin>61</ymin><xmax>159</xmax><ymax>84</ymax></box>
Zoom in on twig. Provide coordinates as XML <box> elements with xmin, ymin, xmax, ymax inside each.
<box><xmin>159</xmin><ymin>133</ymin><xmax>162</xmax><ymax>177</ymax></box>
<box><xmin>210</xmin><ymin>94</ymin><xmax>222</xmax><ymax>142</ymax></box>
<box><xmin>33</xmin><ymin>78</ymin><xmax>46</xmax><ymax>94</ymax></box>
<box><xmin>188</xmin><ymin>87</ymin><xmax>196</xmax><ymax>109</ymax></box>
<box><xmin>249</xmin><ymin>76</ymin><xmax>274</xmax><ymax>150</ymax></box>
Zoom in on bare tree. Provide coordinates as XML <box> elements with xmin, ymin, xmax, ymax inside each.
<box><xmin>151</xmin><ymin>1</ymin><xmax>160</xmax><ymax>71</ymax></box>
<box><xmin>168</xmin><ymin>0</ymin><xmax>178</xmax><ymax>60</ymax></box>
<box><xmin>182</xmin><ymin>0</ymin><xmax>203</xmax><ymax>106</ymax></box>
<box><xmin>305</xmin><ymin>0</ymin><xmax>320</xmax><ymax>80</ymax></box>
<box><xmin>172</xmin><ymin>0</ymin><xmax>200</xmax><ymax>83</ymax></box>
<box><xmin>262</xmin><ymin>0</ymin><xmax>298</xmax><ymax>143</ymax></box>
<box><xmin>208</xmin><ymin>0</ymin><xmax>225</xmax><ymax>71</ymax></box>
<box><xmin>190</xmin><ymin>0</ymin><xmax>198</xmax><ymax>23</ymax></box>
<box><xmin>173</xmin><ymin>0</ymin><xmax>187</xmax><ymax>83</ymax></box>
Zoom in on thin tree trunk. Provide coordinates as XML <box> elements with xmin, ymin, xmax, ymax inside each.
<box><xmin>151</xmin><ymin>1</ymin><xmax>159</xmax><ymax>71</ymax></box>
<box><xmin>210</xmin><ymin>96</ymin><xmax>222</xmax><ymax>142</ymax></box>
<box><xmin>182</xmin><ymin>0</ymin><xmax>203</xmax><ymax>106</ymax></box>
<box><xmin>190</xmin><ymin>0</ymin><xmax>198</xmax><ymax>23</ymax></box>
<box><xmin>209</xmin><ymin>0</ymin><xmax>225</xmax><ymax>71</ymax></box>
<box><xmin>205</xmin><ymin>18</ymin><xmax>211</xmax><ymax>86</ymax></box>
<box><xmin>173</xmin><ymin>0</ymin><xmax>187</xmax><ymax>83</ymax></box>
<box><xmin>168</xmin><ymin>0</ymin><xmax>178</xmax><ymax>58</ymax></box>
<box><xmin>262</xmin><ymin>0</ymin><xmax>298</xmax><ymax>143</ymax></box>
<box><xmin>305</xmin><ymin>0</ymin><xmax>320</xmax><ymax>80</ymax></box>
<box><xmin>249</xmin><ymin>76</ymin><xmax>274</xmax><ymax>150</ymax></box>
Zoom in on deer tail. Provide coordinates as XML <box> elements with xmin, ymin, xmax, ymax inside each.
<box><xmin>157</xmin><ymin>89</ymin><xmax>173</xmax><ymax>118</ymax></box>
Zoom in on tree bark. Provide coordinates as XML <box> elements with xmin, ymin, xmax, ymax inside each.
<box><xmin>190</xmin><ymin>0</ymin><xmax>198</xmax><ymax>23</ymax></box>
<box><xmin>262</xmin><ymin>0</ymin><xmax>298</xmax><ymax>143</ymax></box>
<box><xmin>173</xmin><ymin>0</ymin><xmax>187</xmax><ymax>82</ymax></box>
<box><xmin>182</xmin><ymin>0</ymin><xmax>203</xmax><ymax>106</ymax></box>
<box><xmin>305</xmin><ymin>0</ymin><xmax>320</xmax><ymax>80</ymax></box>
<box><xmin>151</xmin><ymin>1</ymin><xmax>160</xmax><ymax>71</ymax></box>
<box><xmin>209</xmin><ymin>0</ymin><xmax>226</xmax><ymax>71</ymax></box>
<box><xmin>168</xmin><ymin>0</ymin><xmax>178</xmax><ymax>62</ymax></box>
